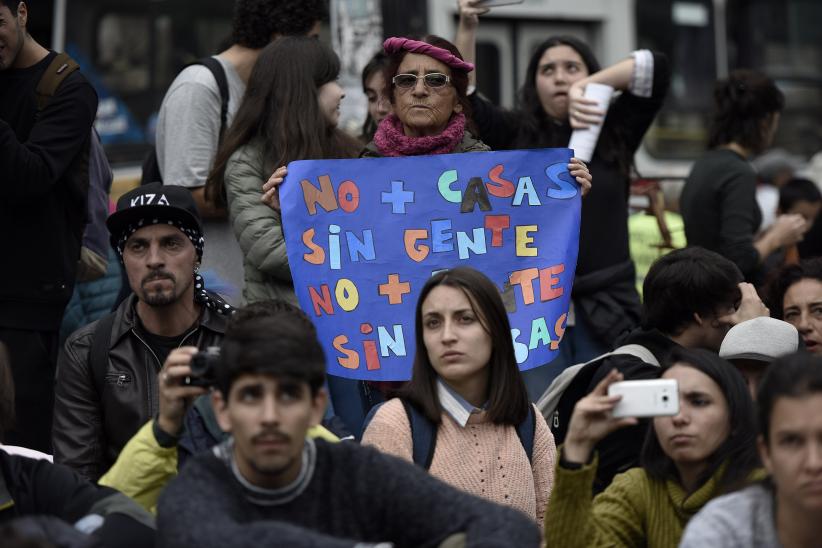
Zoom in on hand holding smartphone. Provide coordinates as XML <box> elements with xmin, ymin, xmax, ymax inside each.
<box><xmin>608</xmin><ymin>379</ymin><xmax>679</xmax><ymax>418</ymax></box>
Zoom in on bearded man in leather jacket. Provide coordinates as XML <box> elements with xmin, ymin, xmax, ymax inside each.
<box><xmin>53</xmin><ymin>183</ymin><xmax>234</xmax><ymax>481</ymax></box>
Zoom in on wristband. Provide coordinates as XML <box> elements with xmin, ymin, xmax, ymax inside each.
<box><xmin>153</xmin><ymin>417</ymin><xmax>181</xmax><ymax>448</ymax></box>
<box><xmin>559</xmin><ymin>447</ymin><xmax>593</xmax><ymax>470</ymax></box>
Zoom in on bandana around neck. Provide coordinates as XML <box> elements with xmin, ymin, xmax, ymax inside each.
<box><xmin>373</xmin><ymin>113</ymin><xmax>466</xmax><ymax>157</ymax></box>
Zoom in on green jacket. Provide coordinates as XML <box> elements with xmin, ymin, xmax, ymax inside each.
<box><xmin>544</xmin><ymin>452</ymin><xmax>765</xmax><ymax>548</ymax></box>
<box><xmin>224</xmin><ymin>139</ymin><xmax>296</xmax><ymax>305</ymax></box>
<box><xmin>360</xmin><ymin>131</ymin><xmax>491</xmax><ymax>157</ymax></box>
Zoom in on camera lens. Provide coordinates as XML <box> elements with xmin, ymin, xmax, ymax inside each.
<box><xmin>662</xmin><ymin>395</ymin><xmax>669</xmax><ymax>402</ymax></box>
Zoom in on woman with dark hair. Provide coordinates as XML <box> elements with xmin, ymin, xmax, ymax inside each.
<box><xmin>359</xmin><ymin>51</ymin><xmax>392</xmax><ymax>142</ymax></box>
<box><xmin>456</xmin><ymin>1</ymin><xmax>670</xmax><ymax>392</ymax></box>
<box><xmin>544</xmin><ymin>347</ymin><xmax>761</xmax><ymax>546</ymax></box>
<box><xmin>362</xmin><ymin>267</ymin><xmax>557</xmax><ymax>527</ymax></box>
<box><xmin>681</xmin><ymin>69</ymin><xmax>807</xmax><ymax>283</ymax></box>
<box><xmin>205</xmin><ymin>36</ymin><xmax>361</xmax><ymax>304</ymax></box>
<box><xmin>765</xmin><ymin>257</ymin><xmax>822</xmax><ymax>354</ymax></box>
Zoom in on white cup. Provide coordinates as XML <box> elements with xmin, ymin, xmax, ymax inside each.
<box><xmin>567</xmin><ymin>82</ymin><xmax>614</xmax><ymax>162</ymax></box>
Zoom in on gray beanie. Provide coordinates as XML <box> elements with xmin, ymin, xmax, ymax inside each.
<box><xmin>719</xmin><ymin>317</ymin><xmax>799</xmax><ymax>363</ymax></box>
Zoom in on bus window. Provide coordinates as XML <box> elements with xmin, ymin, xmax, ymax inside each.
<box><xmin>727</xmin><ymin>0</ymin><xmax>822</xmax><ymax>157</ymax></box>
<box><xmin>476</xmin><ymin>42</ymin><xmax>502</xmax><ymax>106</ymax></box>
<box><xmin>636</xmin><ymin>0</ymin><xmax>717</xmax><ymax>160</ymax></box>
<box><xmin>637</xmin><ymin>0</ymin><xmax>822</xmax><ymax>161</ymax></box>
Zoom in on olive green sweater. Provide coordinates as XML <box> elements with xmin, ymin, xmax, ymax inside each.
<box><xmin>544</xmin><ymin>453</ymin><xmax>765</xmax><ymax>548</ymax></box>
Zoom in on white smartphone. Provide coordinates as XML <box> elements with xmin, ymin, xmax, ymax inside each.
<box><xmin>608</xmin><ymin>379</ymin><xmax>679</xmax><ymax>418</ymax></box>
<box><xmin>477</xmin><ymin>0</ymin><xmax>525</xmax><ymax>7</ymax></box>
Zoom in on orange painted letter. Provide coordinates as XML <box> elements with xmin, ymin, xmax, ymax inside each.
<box><xmin>404</xmin><ymin>229</ymin><xmax>430</xmax><ymax>262</ymax></box>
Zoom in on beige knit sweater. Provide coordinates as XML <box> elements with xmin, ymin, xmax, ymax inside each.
<box><xmin>362</xmin><ymin>399</ymin><xmax>556</xmax><ymax>528</ymax></box>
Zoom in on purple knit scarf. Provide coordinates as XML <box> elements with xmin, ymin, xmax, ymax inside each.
<box><xmin>373</xmin><ymin>113</ymin><xmax>466</xmax><ymax>157</ymax></box>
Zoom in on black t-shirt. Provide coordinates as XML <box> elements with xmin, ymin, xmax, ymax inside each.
<box><xmin>137</xmin><ymin>321</ymin><xmax>198</xmax><ymax>367</ymax></box>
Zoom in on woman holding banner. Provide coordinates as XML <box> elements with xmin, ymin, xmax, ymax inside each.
<box><xmin>456</xmin><ymin>0</ymin><xmax>670</xmax><ymax>398</ymax></box>
<box><xmin>359</xmin><ymin>33</ymin><xmax>592</xmax><ymax>194</ymax></box>
<box><xmin>362</xmin><ymin>267</ymin><xmax>557</xmax><ymax>528</ymax></box>
<box><xmin>205</xmin><ymin>36</ymin><xmax>360</xmax><ymax>305</ymax></box>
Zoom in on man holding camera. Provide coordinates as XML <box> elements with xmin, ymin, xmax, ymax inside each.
<box><xmin>53</xmin><ymin>183</ymin><xmax>233</xmax><ymax>481</ymax></box>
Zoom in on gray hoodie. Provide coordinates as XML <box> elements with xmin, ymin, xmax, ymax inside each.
<box><xmin>679</xmin><ymin>483</ymin><xmax>782</xmax><ymax>548</ymax></box>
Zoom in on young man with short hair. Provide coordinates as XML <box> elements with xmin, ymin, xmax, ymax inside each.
<box><xmin>681</xmin><ymin>352</ymin><xmax>822</xmax><ymax>547</ymax></box>
<box><xmin>157</xmin><ymin>316</ymin><xmax>540</xmax><ymax>547</ymax></box>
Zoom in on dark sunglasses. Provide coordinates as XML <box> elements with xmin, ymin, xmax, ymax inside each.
<box><xmin>392</xmin><ymin>73</ymin><xmax>451</xmax><ymax>89</ymax></box>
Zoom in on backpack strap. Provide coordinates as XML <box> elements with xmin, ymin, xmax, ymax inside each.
<box><xmin>515</xmin><ymin>405</ymin><xmax>537</xmax><ymax>463</ymax></box>
<box><xmin>90</xmin><ymin>312</ymin><xmax>117</xmax><ymax>396</ymax></box>
<box><xmin>194</xmin><ymin>57</ymin><xmax>230</xmax><ymax>141</ymax></box>
<box><xmin>363</xmin><ymin>399</ymin><xmax>437</xmax><ymax>470</ymax></box>
<box><xmin>362</xmin><ymin>401</ymin><xmax>387</xmax><ymax>433</ymax></box>
<box><xmin>401</xmin><ymin>400</ymin><xmax>437</xmax><ymax>470</ymax></box>
<box><xmin>35</xmin><ymin>52</ymin><xmax>80</xmax><ymax>110</ymax></box>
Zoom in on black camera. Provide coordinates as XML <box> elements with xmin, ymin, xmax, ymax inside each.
<box><xmin>186</xmin><ymin>346</ymin><xmax>221</xmax><ymax>388</ymax></box>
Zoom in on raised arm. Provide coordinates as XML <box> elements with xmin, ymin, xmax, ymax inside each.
<box><xmin>454</xmin><ymin>0</ymin><xmax>489</xmax><ymax>89</ymax></box>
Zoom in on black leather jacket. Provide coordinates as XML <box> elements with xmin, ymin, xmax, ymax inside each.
<box><xmin>52</xmin><ymin>294</ymin><xmax>228</xmax><ymax>481</ymax></box>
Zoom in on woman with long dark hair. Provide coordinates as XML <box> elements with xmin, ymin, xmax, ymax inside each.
<box><xmin>545</xmin><ymin>347</ymin><xmax>762</xmax><ymax>546</ymax></box>
<box><xmin>681</xmin><ymin>69</ymin><xmax>807</xmax><ymax>283</ymax></box>
<box><xmin>362</xmin><ymin>267</ymin><xmax>557</xmax><ymax>527</ymax></box>
<box><xmin>456</xmin><ymin>1</ymin><xmax>670</xmax><ymax>394</ymax></box>
<box><xmin>206</xmin><ymin>36</ymin><xmax>361</xmax><ymax>304</ymax></box>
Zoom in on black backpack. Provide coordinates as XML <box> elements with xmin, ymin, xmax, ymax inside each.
<box><xmin>363</xmin><ymin>399</ymin><xmax>537</xmax><ymax>469</ymax></box>
<box><xmin>36</xmin><ymin>52</ymin><xmax>114</xmax><ymax>282</ymax></box>
<box><xmin>140</xmin><ymin>57</ymin><xmax>230</xmax><ymax>185</ymax></box>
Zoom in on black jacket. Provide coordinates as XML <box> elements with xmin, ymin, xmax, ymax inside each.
<box><xmin>0</xmin><ymin>52</ymin><xmax>98</xmax><ymax>331</ymax></box>
<box><xmin>53</xmin><ymin>294</ymin><xmax>229</xmax><ymax>481</ymax></box>
<box><xmin>0</xmin><ymin>452</ymin><xmax>155</xmax><ymax>547</ymax></box>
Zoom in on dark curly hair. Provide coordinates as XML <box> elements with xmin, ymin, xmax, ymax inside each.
<box><xmin>231</xmin><ymin>0</ymin><xmax>328</xmax><ymax>49</ymax></box>
<box><xmin>764</xmin><ymin>258</ymin><xmax>822</xmax><ymax>319</ymax></box>
<box><xmin>707</xmin><ymin>69</ymin><xmax>784</xmax><ymax>154</ymax></box>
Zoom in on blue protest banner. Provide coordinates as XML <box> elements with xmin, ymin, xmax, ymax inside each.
<box><xmin>281</xmin><ymin>148</ymin><xmax>580</xmax><ymax>381</ymax></box>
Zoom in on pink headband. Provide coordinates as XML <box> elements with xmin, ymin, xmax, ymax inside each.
<box><xmin>383</xmin><ymin>37</ymin><xmax>475</xmax><ymax>73</ymax></box>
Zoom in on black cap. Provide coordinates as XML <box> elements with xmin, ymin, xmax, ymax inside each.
<box><xmin>107</xmin><ymin>182</ymin><xmax>202</xmax><ymax>247</ymax></box>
